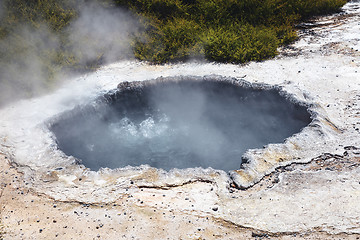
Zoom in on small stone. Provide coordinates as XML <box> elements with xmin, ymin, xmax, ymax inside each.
<box><xmin>212</xmin><ymin>207</ymin><xmax>218</xmax><ymax>211</ymax></box>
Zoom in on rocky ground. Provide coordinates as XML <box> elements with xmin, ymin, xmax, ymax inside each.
<box><xmin>1</xmin><ymin>1</ymin><xmax>360</xmax><ymax>239</ymax></box>
<box><xmin>1</xmin><ymin>151</ymin><xmax>360</xmax><ymax>239</ymax></box>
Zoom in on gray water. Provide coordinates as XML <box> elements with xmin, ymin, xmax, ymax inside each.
<box><xmin>50</xmin><ymin>79</ymin><xmax>311</xmax><ymax>171</ymax></box>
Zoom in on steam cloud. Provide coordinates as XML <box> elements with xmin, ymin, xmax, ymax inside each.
<box><xmin>69</xmin><ymin>2</ymin><xmax>138</xmax><ymax>65</ymax></box>
<box><xmin>0</xmin><ymin>1</ymin><xmax>139</xmax><ymax>106</ymax></box>
<box><xmin>0</xmin><ymin>25</ymin><xmax>60</xmax><ymax>104</ymax></box>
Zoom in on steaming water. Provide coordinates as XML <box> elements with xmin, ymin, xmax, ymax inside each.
<box><xmin>50</xmin><ymin>79</ymin><xmax>311</xmax><ymax>171</ymax></box>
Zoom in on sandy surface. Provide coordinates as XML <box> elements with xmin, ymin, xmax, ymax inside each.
<box><xmin>1</xmin><ymin>1</ymin><xmax>360</xmax><ymax>239</ymax></box>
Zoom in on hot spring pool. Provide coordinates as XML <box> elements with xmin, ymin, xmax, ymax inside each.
<box><xmin>49</xmin><ymin>78</ymin><xmax>311</xmax><ymax>172</ymax></box>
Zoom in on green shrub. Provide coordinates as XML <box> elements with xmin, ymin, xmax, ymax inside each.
<box><xmin>0</xmin><ymin>0</ymin><xmax>348</xmax><ymax>68</ymax></box>
<box><xmin>121</xmin><ymin>0</ymin><xmax>346</xmax><ymax>63</ymax></box>
<box><xmin>202</xmin><ymin>24</ymin><xmax>279</xmax><ymax>63</ymax></box>
<box><xmin>0</xmin><ymin>0</ymin><xmax>348</xmax><ymax>102</ymax></box>
<box><xmin>134</xmin><ymin>17</ymin><xmax>202</xmax><ymax>63</ymax></box>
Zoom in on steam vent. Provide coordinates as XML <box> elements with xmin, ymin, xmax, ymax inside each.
<box><xmin>50</xmin><ymin>77</ymin><xmax>311</xmax><ymax>172</ymax></box>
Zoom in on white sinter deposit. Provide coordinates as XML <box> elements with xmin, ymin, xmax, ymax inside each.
<box><xmin>0</xmin><ymin>0</ymin><xmax>359</xmax><ymax>235</ymax></box>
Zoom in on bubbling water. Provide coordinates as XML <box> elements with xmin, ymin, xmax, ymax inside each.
<box><xmin>50</xmin><ymin>78</ymin><xmax>311</xmax><ymax>171</ymax></box>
